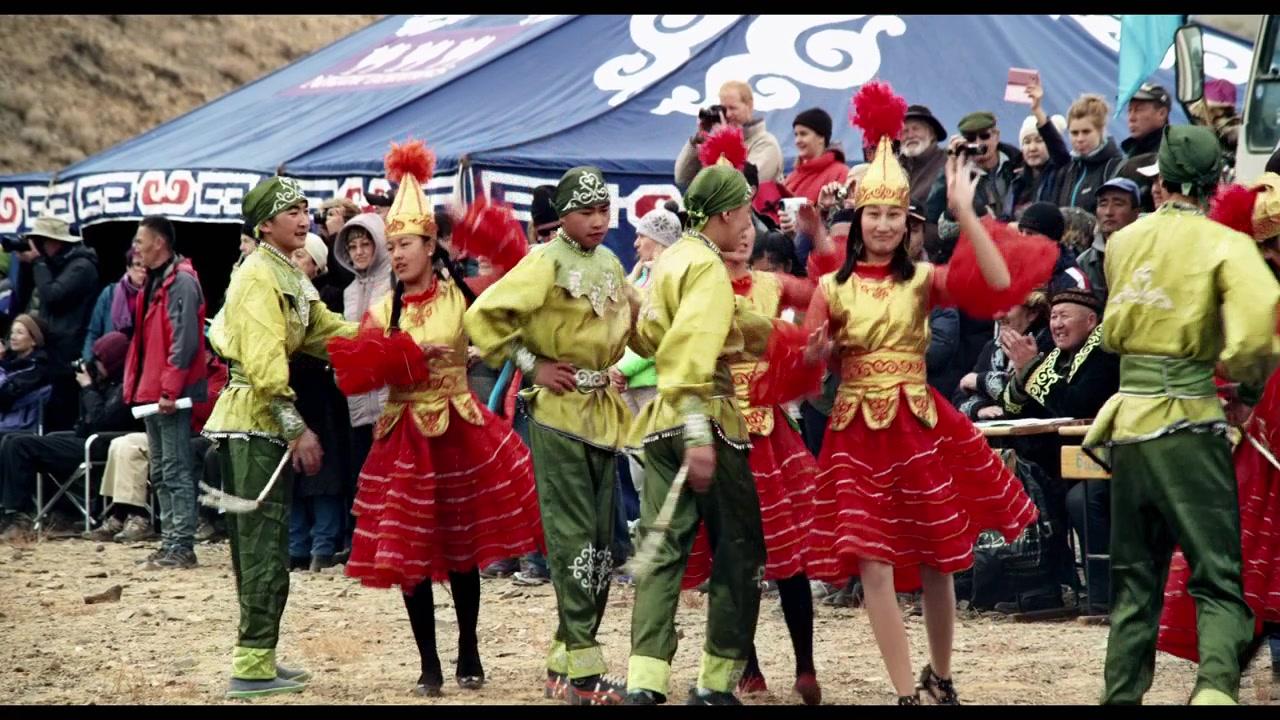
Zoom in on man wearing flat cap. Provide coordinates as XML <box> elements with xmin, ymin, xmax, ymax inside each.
<box><xmin>1115</xmin><ymin>83</ymin><xmax>1173</xmax><ymax>211</ymax></box>
<box><xmin>1084</xmin><ymin>125</ymin><xmax>1280</xmax><ymax>705</ymax></box>
<box><xmin>203</xmin><ymin>175</ymin><xmax>357</xmax><ymax>699</ymax></box>
<box><xmin>924</xmin><ymin>110</ymin><xmax>1022</xmax><ymax>255</ymax></box>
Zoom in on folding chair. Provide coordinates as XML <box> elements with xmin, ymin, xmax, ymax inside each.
<box><xmin>34</xmin><ymin>433</ymin><xmax>124</xmax><ymax>536</ymax></box>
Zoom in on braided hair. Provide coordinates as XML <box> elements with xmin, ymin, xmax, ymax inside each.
<box><xmin>386</xmin><ymin>236</ymin><xmax>478</xmax><ymax>333</ymax></box>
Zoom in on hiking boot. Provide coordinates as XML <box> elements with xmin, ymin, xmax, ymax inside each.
<box><xmin>686</xmin><ymin>688</ymin><xmax>741</xmax><ymax>705</ymax></box>
<box><xmin>275</xmin><ymin>664</ymin><xmax>311</xmax><ymax>684</ymax></box>
<box><xmin>544</xmin><ymin>670</ymin><xmax>569</xmax><ymax>700</ymax></box>
<box><xmin>0</xmin><ymin>513</ymin><xmax>33</xmax><ymax>542</ymax></box>
<box><xmin>623</xmin><ymin>689</ymin><xmax>665</xmax><ymax>705</ymax></box>
<box><xmin>479</xmin><ymin>557</ymin><xmax>520</xmax><ymax>578</ymax></box>
<box><xmin>84</xmin><ymin>515</ymin><xmax>124</xmax><ymax>541</ymax></box>
<box><xmin>115</xmin><ymin>515</ymin><xmax>157</xmax><ymax>543</ymax></box>
<box><xmin>919</xmin><ymin>664</ymin><xmax>959</xmax><ymax>705</ymax></box>
<box><xmin>225</xmin><ymin>676</ymin><xmax>306</xmax><ymax>700</ymax></box>
<box><xmin>309</xmin><ymin>554</ymin><xmax>335</xmax><ymax>572</ymax></box>
<box><xmin>567</xmin><ymin>674</ymin><xmax>626</xmax><ymax>705</ymax></box>
<box><xmin>513</xmin><ymin>558</ymin><xmax>550</xmax><ymax>586</ymax></box>
<box><xmin>149</xmin><ymin>546</ymin><xmax>198</xmax><ymax>570</ymax></box>
<box><xmin>195</xmin><ymin>517</ymin><xmax>218</xmax><ymax>542</ymax></box>
<box><xmin>136</xmin><ymin>546</ymin><xmax>169</xmax><ymax>565</ymax></box>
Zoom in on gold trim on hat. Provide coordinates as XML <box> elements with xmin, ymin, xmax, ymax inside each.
<box><xmin>853</xmin><ymin>136</ymin><xmax>909</xmax><ymax>210</ymax></box>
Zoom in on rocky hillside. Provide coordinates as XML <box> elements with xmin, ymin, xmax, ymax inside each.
<box><xmin>0</xmin><ymin>15</ymin><xmax>381</xmax><ymax>174</ymax></box>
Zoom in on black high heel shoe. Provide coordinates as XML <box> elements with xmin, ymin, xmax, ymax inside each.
<box><xmin>455</xmin><ymin>650</ymin><xmax>485</xmax><ymax>690</ymax></box>
<box><xmin>918</xmin><ymin>664</ymin><xmax>959</xmax><ymax>705</ymax></box>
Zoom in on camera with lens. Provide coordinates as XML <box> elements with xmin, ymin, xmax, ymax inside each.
<box><xmin>832</xmin><ymin>185</ymin><xmax>849</xmax><ymax>206</ymax></box>
<box><xmin>960</xmin><ymin>142</ymin><xmax>986</xmax><ymax>157</ymax></box>
<box><xmin>310</xmin><ymin>208</ymin><xmax>327</xmax><ymax>229</ymax></box>
<box><xmin>73</xmin><ymin>358</ymin><xmax>100</xmax><ymax>382</ymax></box>
<box><xmin>698</xmin><ymin>104</ymin><xmax>727</xmax><ymax>133</ymax></box>
<box><xmin>0</xmin><ymin>233</ymin><xmax>31</xmax><ymax>253</ymax></box>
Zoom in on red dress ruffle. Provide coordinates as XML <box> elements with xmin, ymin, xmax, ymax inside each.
<box><xmin>1157</xmin><ymin>373</ymin><xmax>1280</xmax><ymax>661</ymax></box>
<box><xmin>346</xmin><ymin>401</ymin><xmax>544</xmax><ymax>592</ymax></box>
<box><xmin>680</xmin><ymin>407</ymin><xmax>819</xmax><ymax>587</ymax></box>
<box><xmin>805</xmin><ymin>386</ymin><xmax>1038</xmax><ymax>592</ymax></box>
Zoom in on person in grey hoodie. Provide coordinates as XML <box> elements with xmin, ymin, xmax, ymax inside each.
<box><xmin>332</xmin><ymin>212</ymin><xmax>392</xmax><ymax>553</ymax></box>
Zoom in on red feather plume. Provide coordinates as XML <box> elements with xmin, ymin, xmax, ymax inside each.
<box><xmin>450</xmin><ymin>196</ymin><xmax>529</xmax><ymax>273</ymax></box>
<box><xmin>384</xmin><ymin>138</ymin><xmax>436</xmax><ymax>185</ymax></box>
<box><xmin>698</xmin><ymin>124</ymin><xmax>748</xmax><ymax>169</ymax></box>
<box><xmin>1208</xmin><ymin>183</ymin><xmax>1259</xmax><ymax>238</ymax></box>
<box><xmin>848</xmin><ymin>80</ymin><xmax>907</xmax><ymax>147</ymax></box>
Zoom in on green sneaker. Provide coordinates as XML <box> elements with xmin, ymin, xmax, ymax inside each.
<box><xmin>275</xmin><ymin>664</ymin><xmax>312</xmax><ymax>684</ymax></box>
<box><xmin>1188</xmin><ymin>687</ymin><xmax>1236</xmax><ymax>705</ymax></box>
<box><xmin>225</xmin><ymin>676</ymin><xmax>306</xmax><ymax>699</ymax></box>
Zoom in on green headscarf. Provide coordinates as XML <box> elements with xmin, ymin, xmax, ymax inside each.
<box><xmin>554</xmin><ymin>166</ymin><xmax>611</xmax><ymax>217</ymax></box>
<box><xmin>683</xmin><ymin>164</ymin><xmax>752</xmax><ymax>231</ymax></box>
<box><xmin>243</xmin><ymin>176</ymin><xmax>306</xmax><ymax>236</ymax></box>
<box><xmin>1158</xmin><ymin>125</ymin><xmax>1223</xmax><ymax>196</ymax></box>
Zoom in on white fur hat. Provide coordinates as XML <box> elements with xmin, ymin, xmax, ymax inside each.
<box><xmin>1020</xmin><ymin>113</ymin><xmax>1067</xmax><ymax>142</ymax></box>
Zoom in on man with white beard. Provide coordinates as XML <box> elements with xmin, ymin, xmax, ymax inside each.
<box><xmin>899</xmin><ymin>104</ymin><xmax>947</xmax><ymax>256</ymax></box>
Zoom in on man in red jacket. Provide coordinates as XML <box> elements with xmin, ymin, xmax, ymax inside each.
<box><xmin>123</xmin><ymin>215</ymin><xmax>208</xmax><ymax>569</ymax></box>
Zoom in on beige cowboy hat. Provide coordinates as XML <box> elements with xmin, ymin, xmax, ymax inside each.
<box><xmin>23</xmin><ymin>214</ymin><xmax>82</xmax><ymax>244</ymax></box>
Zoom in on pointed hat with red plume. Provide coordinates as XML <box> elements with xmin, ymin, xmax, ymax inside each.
<box><xmin>384</xmin><ymin>138</ymin><xmax>437</xmax><ymax>238</ymax></box>
<box><xmin>848</xmin><ymin>81</ymin><xmax>909</xmax><ymax>210</ymax></box>
<box><xmin>698</xmin><ymin>124</ymin><xmax>748</xmax><ymax>170</ymax></box>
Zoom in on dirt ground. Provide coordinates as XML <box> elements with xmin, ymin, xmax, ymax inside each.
<box><xmin>1</xmin><ymin>535</ymin><xmax>1276</xmax><ymax>706</ymax></box>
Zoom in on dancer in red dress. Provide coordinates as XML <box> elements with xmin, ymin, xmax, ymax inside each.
<box><xmin>327</xmin><ymin>139</ymin><xmax>542</xmax><ymax>696</ymax></box>
<box><xmin>1157</xmin><ymin>173</ymin><xmax>1280</xmax><ymax>668</ymax></box>
<box><xmin>800</xmin><ymin>83</ymin><xmax>1054</xmax><ymax>704</ymax></box>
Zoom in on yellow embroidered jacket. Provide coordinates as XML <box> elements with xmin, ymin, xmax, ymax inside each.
<box><xmin>204</xmin><ymin>243</ymin><xmax>357</xmax><ymax>443</ymax></box>
<box><xmin>463</xmin><ymin>231</ymin><xmax>633</xmax><ymax>450</ymax></box>
<box><xmin>1085</xmin><ymin>203</ymin><xmax>1280</xmax><ymax>447</ymax></box>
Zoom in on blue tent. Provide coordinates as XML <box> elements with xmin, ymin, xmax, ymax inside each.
<box><xmin>0</xmin><ymin>15</ymin><xmax>1254</xmax><ymax>267</ymax></box>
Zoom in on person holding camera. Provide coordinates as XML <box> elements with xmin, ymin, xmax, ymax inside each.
<box><xmin>11</xmin><ymin>214</ymin><xmax>100</xmax><ymax>432</ymax></box>
<box><xmin>0</xmin><ymin>331</ymin><xmax>137</xmax><ymax>540</ymax></box>
<box><xmin>122</xmin><ymin>216</ymin><xmax>209</xmax><ymax>570</ymax></box>
<box><xmin>673</xmin><ymin>80</ymin><xmax>784</xmax><ymax>188</ymax></box>
<box><xmin>924</xmin><ymin>113</ymin><xmax>1023</xmax><ymax>246</ymax></box>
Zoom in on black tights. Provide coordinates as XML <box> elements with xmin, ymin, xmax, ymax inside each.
<box><xmin>402</xmin><ymin>568</ymin><xmax>483</xmax><ymax>684</ymax></box>
<box><xmin>742</xmin><ymin>573</ymin><xmax>816</xmax><ymax>680</ymax></box>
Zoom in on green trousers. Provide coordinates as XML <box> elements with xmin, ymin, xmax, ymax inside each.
<box><xmin>529</xmin><ymin>422</ymin><xmax>617</xmax><ymax>679</ymax></box>
<box><xmin>627</xmin><ymin>434</ymin><xmax>765</xmax><ymax>695</ymax></box>
<box><xmin>219</xmin><ymin>437</ymin><xmax>294</xmax><ymax>681</ymax></box>
<box><xmin>1102</xmin><ymin>430</ymin><xmax>1254</xmax><ymax>704</ymax></box>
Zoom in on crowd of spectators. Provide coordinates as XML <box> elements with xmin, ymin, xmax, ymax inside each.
<box><xmin>0</xmin><ymin>70</ymin><xmax>1268</xmax><ymax>632</ymax></box>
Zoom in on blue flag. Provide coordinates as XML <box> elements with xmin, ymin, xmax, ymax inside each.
<box><xmin>1115</xmin><ymin>15</ymin><xmax>1186</xmax><ymax>117</ymax></box>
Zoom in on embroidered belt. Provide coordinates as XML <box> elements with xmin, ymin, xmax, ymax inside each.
<box><xmin>388</xmin><ymin>366</ymin><xmax>469</xmax><ymax>403</ymax></box>
<box><xmin>574</xmin><ymin>368</ymin><xmax>609</xmax><ymax>392</ymax></box>
<box><xmin>1119</xmin><ymin>355</ymin><xmax>1216</xmax><ymax>399</ymax></box>
<box><xmin>839</xmin><ymin>349</ymin><xmax>926</xmax><ymax>387</ymax></box>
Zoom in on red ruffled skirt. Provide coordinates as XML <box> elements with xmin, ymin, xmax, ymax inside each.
<box><xmin>805</xmin><ymin>386</ymin><xmax>1038</xmax><ymax>592</ymax></box>
<box><xmin>1158</xmin><ymin>379</ymin><xmax>1280</xmax><ymax>660</ymax></box>
<box><xmin>346</xmin><ymin>401</ymin><xmax>544</xmax><ymax>592</ymax></box>
<box><xmin>680</xmin><ymin>407</ymin><xmax>819</xmax><ymax>588</ymax></box>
